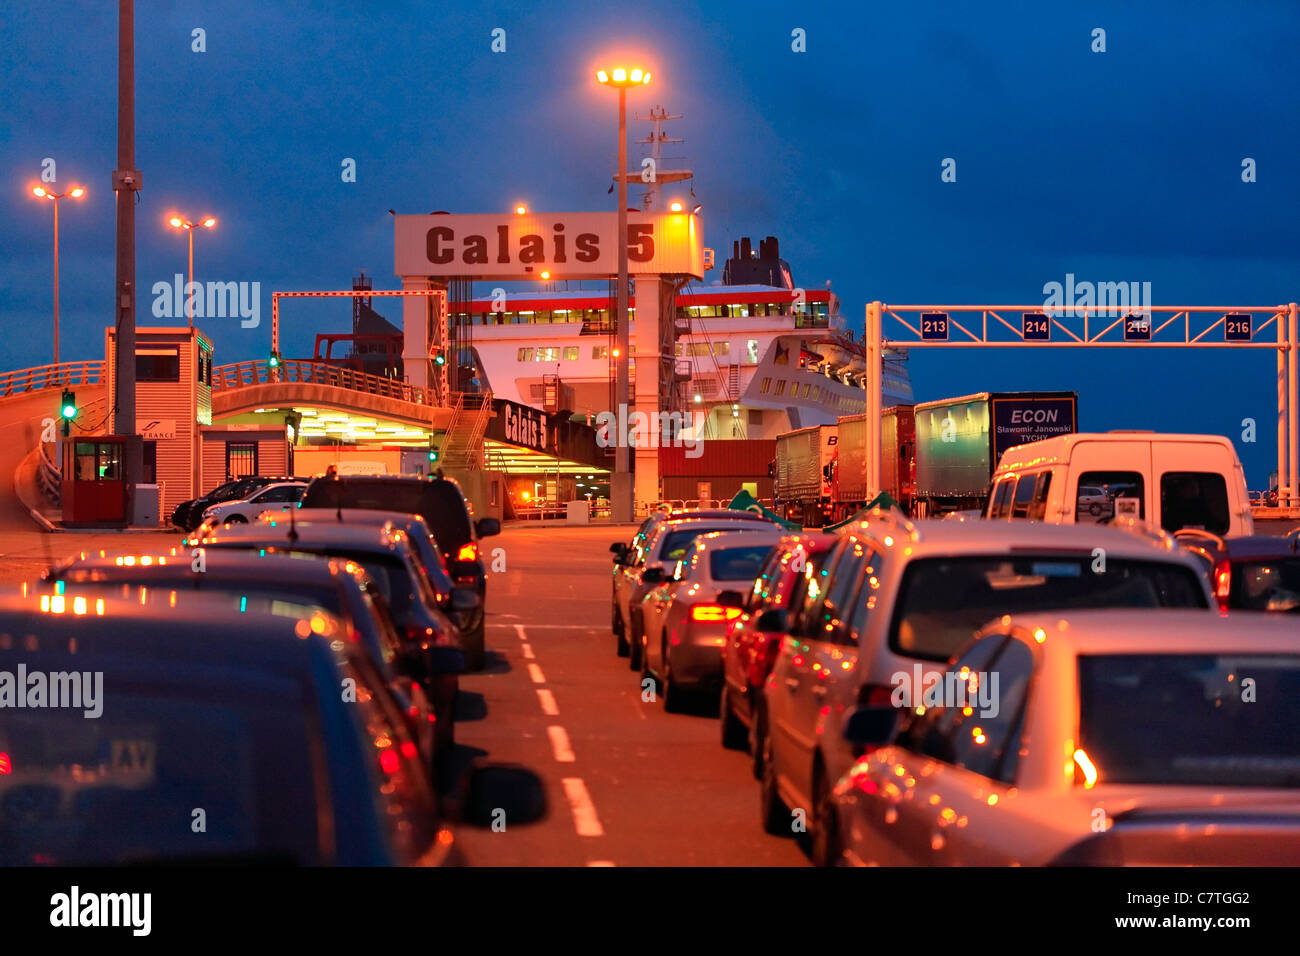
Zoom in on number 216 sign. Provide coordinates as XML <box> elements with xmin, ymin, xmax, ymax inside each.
<box><xmin>1224</xmin><ymin>312</ymin><xmax>1252</xmax><ymax>342</ymax></box>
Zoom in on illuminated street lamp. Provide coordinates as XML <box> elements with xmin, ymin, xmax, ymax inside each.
<box><xmin>30</xmin><ymin>184</ymin><xmax>87</xmax><ymax>365</ymax></box>
<box><xmin>167</xmin><ymin>214</ymin><xmax>217</xmax><ymax>328</ymax></box>
<box><xmin>596</xmin><ymin>62</ymin><xmax>651</xmax><ymax>522</ymax></box>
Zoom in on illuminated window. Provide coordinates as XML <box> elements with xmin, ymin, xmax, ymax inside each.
<box><xmin>746</xmin><ymin>339</ymin><xmax>759</xmax><ymax>363</ymax></box>
<box><xmin>774</xmin><ymin>381</ymin><xmax>786</xmax><ymax>397</ymax></box>
<box><xmin>563</xmin><ymin>347</ymin><xmax>578</xmax><ymax>361</ymax></box>
<box><xmin>714</xmin><ymin>341</ymin><xmax>730</xmax><ymax>355</ymax></box>
<box><xmin>760</xmin><ymin>377</ymin><xmax>772</xmax><ymax>394</ymax></box>
<box><xmin>517</xmin><ymin>348</ymin><xmax>533</xmax><ymax>362</ymax></box>
<box><xmin>592</xmin><ymin>346</ymin><xmax>608</xmax><ymax>360</ymax></box>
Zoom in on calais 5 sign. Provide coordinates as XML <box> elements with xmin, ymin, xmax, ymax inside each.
<box><xmin>393</xmin><ymin>212</ymin><xmax>705</xmax><ymax>280</ymax></box>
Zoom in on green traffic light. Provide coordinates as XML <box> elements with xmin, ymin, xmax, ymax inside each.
<box><xmin>434</xmin><ymin>353</ymin><xmax>447</xmax><ymax>366</ymax></box>
<box><xmin>62</xmin><ymin>404</ymin><xmax>77</xmax><ymax>418</ymax></box>
<box><xmin>268</xmin><ymin>351</ymin><xmax>281</xmax><ymax>369</ymax></box>
<box><xmin>60</xmin><ymin>389</ymin><xmax>77</xmax><ymax>420</ymax></box>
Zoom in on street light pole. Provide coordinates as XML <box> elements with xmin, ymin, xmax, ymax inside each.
<box><xmin>187</xmin><ymin>226</ymin><xmax>194</xmax><ymax>327</ymax></box>
<box><xmin>614</xmin><ymin>84</ymin><xmax>631</xmax><ymax>521</ymax></box>
<box><xmin>51</xmin><ymin>195</ymin><xmax>60</xmax><ymax>365</ymax></box>
<box><xmin>597</xmin><ymin>65</ymin><xmax>651</xmax><ymax>523</ymax></box>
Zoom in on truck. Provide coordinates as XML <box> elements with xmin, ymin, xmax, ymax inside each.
<box><xmin>831</xmin><ymin>406</ymin><xmax>916</xmax><ymax>521</ymax></box>
<box><xmin>912</xmin><ymin>391</ymin><xmax>1078</xmax><ymax>516</ymax></box>
<box><xmin>772</xmin><ymin>424</ymin><xmax>838</xmax><ymax>524</ymax></box>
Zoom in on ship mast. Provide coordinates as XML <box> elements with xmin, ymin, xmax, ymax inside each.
<box><xmin>614</xmin><ymin>105</ymin><xmax>693</xmax><ymax>211</ymax></box>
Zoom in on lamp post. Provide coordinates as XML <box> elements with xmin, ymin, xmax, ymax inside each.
<box><xmin>167</xmin><ymin>214</ymin><xmax>216</xmax><ymax>328</ymax></box>
<box><xmin>30</xmin><ymin>184</ymin><xmax>86</xmax><ymax>366</ymax></box>
<box><xmin>596</xmin><ymin>65</ymin><xmax>651</xmax><ymax>522</ymax></box>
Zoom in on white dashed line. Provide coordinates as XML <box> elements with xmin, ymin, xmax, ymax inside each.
<box><xmin>513</xmin><ymin>624</ymin><xmax>528</xmax><ymax>641</ymax></box>
<box><xmin>547</xmin><ymin>725</ymin><xmax>576</xmax><ymax>762</ymax></box>
<box><xmin>587</xmin><ymin>860</ymin><xmax>616</xmax><ymax>867</ymax></box>
<box><xmin>521</xmin><ymin>643</ymin><xmax>535</xmax><ymax>659</ymax></box>
<box><xmin>537</xmin><ymin>689</ymin><xmax>559</xmax><ymax>715</ymax></box>
<box><xmin>528</xmin><ymin>663</ymin><xmax>546</xmax><ymax>684</ymax></box>
<box><xmin>561</xmin><ymin>778</ymin><xmax>605</xmax><ymax>836</ymax></box>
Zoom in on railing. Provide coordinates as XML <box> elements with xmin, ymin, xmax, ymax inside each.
<box><xmin>38</xmin><ymin>441</ymin><xmax>61</xmax><ymax>507</ymax></box>
<box><xmin>0</xmin><ymin>361</ymin><xmax>106</xmax><ymax>398</ymax></box>
<box><xmin>212</xmin><ymin>360</ymin><xmax>437</xmax><ymax>405</ymax></box>
<box><xmin>440</xmin><ymin>391</ymin><xmax>494</xmax><ymax>470</ymax></box>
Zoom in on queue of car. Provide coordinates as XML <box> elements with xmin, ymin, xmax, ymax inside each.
<box><xmin>609</xmin><ymin>489</ymin><xmax>1300</xmax><ymax>867</ymax></box>
<box><xmin>1</xmin><ymin>470</ymin><xmax>536</xmax><ymax>867</ymax></box>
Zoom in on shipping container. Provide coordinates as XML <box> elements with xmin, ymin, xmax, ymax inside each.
<box><xmin>913</xmin><ymin>391</ymin><xmax>1078</xmax><ymax>516</ymax></box>
<box><xmin>773</xmin><ymin>424</ymin><xmax>837</xmax><ymax>524</ymax></box>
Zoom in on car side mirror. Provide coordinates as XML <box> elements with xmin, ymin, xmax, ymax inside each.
<box><xmin>449</xmin><ymin>587</ymin><xmax>480</xmax><ymax>612</ymax></box>
<box><xmin>756</xmin><ymin>608</ymin><xmax>788</xmax><ymax>633</ymax></box>
<box><xmin>842</xmin><ymin>705</ymin><xmax>900</xmax><ymax>748</ymax></box>
<box><xmin>717</xmin><ymin>590</ymin><xmax>744</xmax><ymax>608</ymax></box>
<box><xmin>475</xmin><ymin>518</ymin><xmax>500</xmax><ymax>538</ymax></box>
<box><xmin>462</xmin><ymin>763</ymin><xmax>547</xmax><ymax>827</ymax></box>
<box><xmin>610</xmin><ymin>542</ymin><xmax>628</xmax><ymax>555</ymax></box>
<box><xmin>641</xmin><ymin>566</ymin><xmax>666</xmax><ymax>584</ymax></box>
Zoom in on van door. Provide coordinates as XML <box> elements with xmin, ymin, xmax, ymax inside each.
<box><xmin>1151</xmin><ymin>441</ymin><xmax>1236</xmax><ymax>535</ymax></box>
<box><xmin>1065</xmin><ymin>440</ymin><xmax>1151</xmax><ymax>525</ymax></box>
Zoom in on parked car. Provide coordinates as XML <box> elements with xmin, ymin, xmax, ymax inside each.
<box><xmin>43</xmin><ymin>548</ymin><xmax>452</xmax><ymax>783</ymax></box>
<box><xmin>1174</xmin><ymin>528</ymin><xmax>1300</xmax><ymax>612</ymax></box>
<box><xmin>186</xmin><ymin>521</ymin><xmax>476</xmax><ymax>755</ymax></box>
<box><xmin>720</xmin><ymin>532</ymin><xmax>838</xmax><ymax>776</ymax></box>
<box><xmin>198</xmin><ymin>481</ymin><xmax>308</xmax><ymax>529</ymax></box>
<box><xmin>987</xmin><ymin>432</ymin><xmax>1254</xmax><ymax>535</ymax></box>
<box><xmin>830</xmin><ymin>609</ymin><xmax>1300</xmax><ymax>866</ymax></box>
<box><xmin>760</xmin><ymin>511</ymin><xmax>1215</xmax><ymax>865</ymax></box>
<box><xmin>639</xmin><ymin>528</ymin><xmax>785</xmax><ymax>712</ymax></box>
<box><xmin>171</xmin><ymin>475</ymin><xmax>306</xmax><ymax>531</ymax></box>
<box><xmin>0</xmin><ymin>590</ymin><xmax>525</xmax><ymax>865</ymax></box>
<box><xmin>612</xmin><ymin>511</ymin><xmax>776</xmax><ymax>668</ymax></box>
<box><xmin>262</xmin><ymin>508</ymin><xmax>461</xmax><ymax>625</ymax></box>
<box><xmin>299</xmin><ymin>474</ymin><xmax>499</xmax><ymax>670</ymax></box>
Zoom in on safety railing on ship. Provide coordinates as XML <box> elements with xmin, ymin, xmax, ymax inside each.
<box><xmin>212</xmin><ymin>360</ymin><xmax>437</xmax><ymax>405</ymax></box>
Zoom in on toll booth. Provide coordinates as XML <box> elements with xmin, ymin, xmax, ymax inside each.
<box><xmin>61</xmin><ymin>437</ymin><xmax>128</xmax><ymax>525</ymax></box>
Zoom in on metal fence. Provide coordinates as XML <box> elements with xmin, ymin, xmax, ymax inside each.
<box><xmin>212</xmin><ymin>359</ymin><xmax>436</xmax><ymax>405</ymax></box>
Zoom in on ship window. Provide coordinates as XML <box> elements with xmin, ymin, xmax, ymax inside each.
<box><xmin>563</xmin><ymin>347</ymin><xmax>578</xmax><ymax>361</ymax></box>
<box><xmin>714</xmin><ymin>341</ymin><xmax>729</xmax><ymax>355</ymax></box>
<box><xmin>517</xmin><ymin>348</ymin><xmax>533</xmax><ymax>362</ymax></box>
<box><xmin>746</xmin><ymin>339</ymin><xmax>759</xmax><ymax>363</ymax></box>
<box><xmin>593</xmin><ymin>346</ymin><xmax>608</xmax><ymax>360</ymax></box>
<box><xmin>774</xmin><ymin>381</ymin><xmax>786</xmax><ymax>397</ymax></box>
<box><xmin>801</xmin><ymin>384</ymin><xmax>811</xmax><ymax>398</ymax></box>
<box><xmin>760</xmin><ymin>377</ymin><xmax>771</xmax><ymax>394</ymax></box>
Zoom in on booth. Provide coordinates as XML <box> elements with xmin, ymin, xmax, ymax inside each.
<box><xmin>62</xmin><ymin>437</ymin><xmax>128</xmax><ymax>525</ymax></box>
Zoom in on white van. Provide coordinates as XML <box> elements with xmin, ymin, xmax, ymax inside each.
<box><xmin>984</xmin><ymin>431</ymin><xmax>1254</xmax><ymax>536</ymax></box>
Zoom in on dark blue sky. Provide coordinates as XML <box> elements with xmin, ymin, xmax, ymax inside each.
<box><xmin>4</xmin><ymin>1</ymin><xmax>1298</xmax><ymax>484</ymax></box>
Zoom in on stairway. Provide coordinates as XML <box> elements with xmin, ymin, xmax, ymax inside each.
<box><xmin>440</xmin><ymin>391</ymin><xmax>494</xmax><ymax>470</ymax></box>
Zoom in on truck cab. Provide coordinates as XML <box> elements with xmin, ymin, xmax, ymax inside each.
<box><xmin>985</xmin><ymin>431</ymin><xmax>1254</xmax><ymax>536</ymax></box>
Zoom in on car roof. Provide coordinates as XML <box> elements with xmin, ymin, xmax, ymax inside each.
<box><xmin>990</xmin><ymin>608</ymin><xmax>1299</xmax><ymax>656</ymax></box>
<box><xmin>0</xmin><ymin>590</ymin><xmax>342</xmax><ymax>671</ymax></box>
<box><xmin>843</xmin><ymin>515</ymin><xmax>1199</xmax><ymax>562</ymax></box>
<box><xmin>281</xmin><ymin>508</ymin><xmax>425</xmax><ymax>529</ymax></box>
<box><xmin>692</xmin><ymin>528</ymin><xmax>787</xmax><ymax>552</ymax></box>
<box><xmin>655</xmin><ymin>508</ymin><xmax>772</xmax><ymax>522</ymax></box>
<box><xmin>48</xmin><ymin>549</ymin><xmax>357</xmax><ymax>587</ymax></box>
<box><xmin>1225</xmin><ymin>535</ymin><xmax>1300</xmax><ymax>559</ymax></box>
<box><xmin>997</xmin><ymin>432</ymin><xmax>1238</xmax><ymax>468</ymax></box>
<box><xmin>191</xmin><ymin>521</ymin><xmax>404</xmax><ymax>555</ymax></box>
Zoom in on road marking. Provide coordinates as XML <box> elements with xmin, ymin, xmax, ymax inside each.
<box><xmin>561</xmin><ymin>778</ymin><xmax>604</xmax><ymax>837</ymax></box>
<box><xmin>548</xmin><ymin>725</ymin><xmax>576</xmax><ymax>762</ymax></box>
<box><xmin>587</xmin><ymin>861</ymin><xmax>616</xmax><ymax>867</ymax></box>
<box><xmin>513</xmin><ymin>624</ymin><xmax>527</xmax><ymax>641</ymax></box>
<box><xmin>537</xmin><ymin>689</ymin><xmax>559</xmax><ymax>715</ymax></box>
<box><xmin>490</xmin><ymin>623</ymin><xmax>606</xmax><ymax>631</ymax></box>
<box><xmin>528</xmin><ymin>663</ymin><xmax>546</xmax><ymax>684</ymax></box>
<box><xmin>521</xmin><ymin>643</ymin><xmax>535</xmax><ymax>659</ymax></box>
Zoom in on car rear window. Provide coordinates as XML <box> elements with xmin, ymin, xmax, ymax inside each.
<box><xmin>1161</xmin><ymin>471</ymin><xmax>1230</xmax><ymax>535</ymax></box>
<box><xmin>0</xmin><ymin>669</ymin><xmax>322</xmax><ymax>865</ymax></box>
<box><xmin>710</xmin><ymin>545</ymin><xmax>776</xmax><ymax>582</ymax></box>
<box><xmin>1232</xmin><ymin>558</ymin><xmax>1300</xmax><ymax>612</ymax></box>
<box><xmin>888</xmin><ymin>555</ymin><xmax>1208</xmax><ymax>661</ymax></box>
<box><xmin>303</xmin><ymin>480</ymin><xmax>473</xmax><ymax>551</ymax></box>
<box><xmin>1078</xmin><ymin>653</ymin><xmax>1300</xmax><ymax>787</ymax></box>
<box><xmin>658</xmin><ymin>525</ymin><xmax>755</xmax><ymax>563</ymax></box>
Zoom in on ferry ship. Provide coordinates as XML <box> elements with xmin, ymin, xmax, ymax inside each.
<box><xmin>447</xmin><ymin>234</ymin><xmax>913</xmax><ymax>440</ymax></box>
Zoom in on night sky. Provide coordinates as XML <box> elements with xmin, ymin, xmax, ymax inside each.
<box><xmin>4</xmin><ymin>1</ymin><xmax>1298</xmax><ymax>484</ymax></box>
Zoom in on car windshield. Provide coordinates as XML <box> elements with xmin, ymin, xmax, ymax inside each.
<box><xmin>1233</xmin><ymin>558</ymin><xmax>1300</xmax><ymax>612</ymax></box>
<box><xmin>889</xmin><ymin>555</ymin><xmax>1208</xmax><ymax>660</ymax></box>
<box><xmin>710</xmin><ymin>545</ymin><xmax>777</xmax><ymax>581</ymax></box>
<box><xmin>0</xmin><ymin>670</ymin><xmax>322</xmax><ymax>864</ymax></box>
<box><xmin>659</xmin><ymin>526</ymin><xmax>754</xmax><ymax>563</ymax></box>
<box><xmin>325</xmin><ymin>552</ymin><xmax>418</xmax><ymax>619</ymax></box>
<box><xmin>1078</xmin><ymin>653</ymin><xmax>1300</xmax><ymax>787</ymax></box>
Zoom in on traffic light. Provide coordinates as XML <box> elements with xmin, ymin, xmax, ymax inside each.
<box><xmin>433</xmin><ymin>351</ymin><xmax>447</xmax><ymax>366</ymax></box>
<box><xmin>427</xmin><ymin>446</ymin><xmax>440</xmax><ymax>463</ymax></box>
<box><xmin>268</xmin><ymin>350</ymin><xmax>281</xmax><ymax>369</ymax></box>
<box><xmin>59</xmin><ymin>389</ymin><xmax>77</xmax><ymax>437</ymax></box>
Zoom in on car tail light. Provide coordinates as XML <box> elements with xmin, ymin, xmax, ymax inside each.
<box><xmin>457</xmin><ymin>542</ymin><xmax>478</xmax><ymax>562</ymax></box>
<box><xmin>1214</xmin><ymin>560</ymin><xmax>1231</xmax><ymax>611</ymax></box>
<box><xmin>859</xmin><ymin>683</ymin><xmax>895</xmax><ymax>709</ymax></box>
<box><xmin>0</xmin><ymin>752</ymin><xmax>9</xmax><ymax>775</ymax></box>
<box><xmin>379</xmin><ymin>748</ymin><xmax>400</xmax><ymax>775</ymax></box>
<box><xmin>692</xmin><ymin>604</ymin><xmax>743</xmax><ymax>623</ymax></box>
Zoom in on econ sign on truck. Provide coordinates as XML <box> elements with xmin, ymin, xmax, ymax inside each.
<box><xmin>913</xmin><ymin>391</ymin><xmax>1078</xmax><ymax>516</ymax></box>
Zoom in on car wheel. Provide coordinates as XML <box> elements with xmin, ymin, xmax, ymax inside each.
<box><xmin>639</xmin><ymin>633</ymin><xmax>658</xmax><ymax>695</ymax></box>
<box><xmin>629</xmin><ymin>625</ymin><xmax>644</xmax><ymax>670</ymax></box>
<box><xmin>760</xmin><ymin>730</ymin><xmax>793</xmax><ymax>836</ymax></box>
<box><xmin>614</xmin><ymin>606</ymin><xmax>629</xmax><ymax>657</ymax></box>
<box><xmin>662</xmin><ymin>643</ymin><xmax>686</xmax><ymax>713</ymax></box>
<box><xmin>224</xmin><ymin>513</ymin><xmax>248</xmax><ymax>525</ymax></box>
<box><xmin>465</xmin><ymin>623</ymin><xmax>486</xmax><ymax>672</ymax></box>
<box><xmin>810</xmin><ymin>765</ymin><xmax>839</xmax><ymax>867</ymax></box>
<box><xmin>720</xmin><ymin>684</ymin><xmax>747</xmax><ymax>750</ymax></box>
